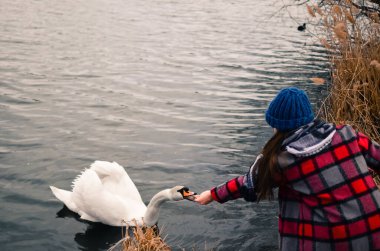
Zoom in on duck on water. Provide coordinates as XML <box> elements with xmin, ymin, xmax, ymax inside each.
<box><xmin>297</xmin><ymin>23</ymin><xmax>306</xmax><ymax>31</ymax></box>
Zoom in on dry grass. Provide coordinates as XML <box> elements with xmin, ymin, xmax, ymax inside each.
<box><xmin>121</xmin><ymin>224</ymin><xmax>171</xmax><ymax>251</ymax></box>
<box><xmin>117</xmin><ymin>223</ymin><xmax>213</xmax><ymax>251</ymax></box>
<box><xmin>106</xmin><ymin>220</ymin><xmax>171</xmax><ymax>251</ymax></box>
<box><xmin>308</xmin><ymin>0</ymin><xmax>380</xmax><ymax>183</ymax></box>
<box><xmin>309</xmin><ymin>1</ymin><xmax>380</xmax><ymax>142</ymax></box>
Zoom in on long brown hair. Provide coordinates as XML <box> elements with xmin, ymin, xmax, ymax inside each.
<box><xmin>256</xmin><ymin>130</ymin><xmax>290</xmax><ymax>201</ymax></box>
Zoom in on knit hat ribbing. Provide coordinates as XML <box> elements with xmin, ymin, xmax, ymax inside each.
<box><xmin>265</xmin><ymin>87</ymin><xmax>314</xmax><ymax>132</ymax></box>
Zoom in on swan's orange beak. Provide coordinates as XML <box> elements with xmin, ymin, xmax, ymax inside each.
<box><xmin>183</xmin><ymin>190</ymin><xmax>197</xmax><ymax>201</ymax></box>
<box><xmin>178</xmin><ymin>187</ymin><xmax>197</xmax><ymax>201</ymax></box>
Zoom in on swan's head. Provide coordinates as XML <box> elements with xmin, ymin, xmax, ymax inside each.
<box><xmin>170</xmin><ymin>186</ymin><xmax>196</xmax><ymax>201</ymax></box>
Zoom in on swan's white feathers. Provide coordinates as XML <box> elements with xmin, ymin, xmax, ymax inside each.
<box><xmin>50</xmin><ymin>161</ymin><xmax>186</xmax><ymax>227</ymax></box>
<box><xmin>49</xmin><ymin>186</ymin><xmax>78</xmax><ymax>212</ymax></box>
<box><xmin>90</xmin><ymin>161</ymin><xmax>125</xmax><ymax>179</ymax></box>
<box><xmin>80</xmin><ymin>212</ymin><xmax>99</xmax><ymax>222</ymax></box>
<box><xmin>71</xmin><ymin>168</ymin><xmax>89</xmax><ymax>189</ymax></box>
<box><xmin>89</xmin><ymin>161</ymin><xmax>143</xmax><ymax>202</ymax></box>
<box><xmin>73</xmin><ymin>168</ymin><xmax>146</xmax><ymax>226</ymax></box>
<box><xmin>51</xmin><ymin>161</ymin><xmax>148</xmax><ymax>226</ymax></box>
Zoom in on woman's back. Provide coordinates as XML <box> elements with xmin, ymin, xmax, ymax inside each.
<box><xmin>194</xmin><ymin>87</ymin><xmax>380</xmax><ymax>251</ymax></box>
<box><xmin>278</xmin><ymin>124</ymin><xmax>380</xmax><ymax>250</ymax></box>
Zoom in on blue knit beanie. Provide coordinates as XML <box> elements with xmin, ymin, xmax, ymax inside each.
<box><xmin>265</xmin><ymin>87</ymin><xmax>314</xmax><ymax>132</ymax></box>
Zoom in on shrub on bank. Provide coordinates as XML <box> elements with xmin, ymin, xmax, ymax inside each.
<box><xmin>308</xmin><ymin>0</ymin><xmax>380</xmax><ymax>183</ymax></box>
<box><xmin>308</xmin><ymin>0</ymin><xmax>380</xmax><ymax>141</ymax></box>
<box><xmin>122</xmin><ymin>224</ymin><xmax>170</xmax><ymax>251</ymax></box>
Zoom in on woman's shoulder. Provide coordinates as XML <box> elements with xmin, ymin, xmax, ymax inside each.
<box><xmin>332</xmin><ymin>123</ymin><xmax>358</xmax><ymax>142</ymax></box>
<box><xmin>277</xmin><ymin>122</ymin><xmax>358</xmax><ymax>167</ymax></box>
<box><xmin>335</xmin><ymin>123</ymin><xmax>357</xmax><ymax>132</ymax></box>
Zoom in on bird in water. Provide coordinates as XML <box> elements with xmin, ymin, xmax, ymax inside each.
<box><xmin>50</xmin><ymin>161</ymin><xmax>196</xmax><ymax>227</ymax></box>
<box><xmin>297</xmin><ymin>23</ymin><xmax>306</xmax><ymax>31</ymax></box>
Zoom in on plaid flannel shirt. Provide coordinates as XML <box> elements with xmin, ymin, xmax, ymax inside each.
<box><xmin>210</xmin><ymin>125</ymin><xmax>380</xmax><ymax>250</ymax></box>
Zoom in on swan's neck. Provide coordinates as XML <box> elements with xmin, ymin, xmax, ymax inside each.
<box><xmin>144</xmin><ymin>189</ymin><xmax>171</xmax><ymax>226</ymax></box>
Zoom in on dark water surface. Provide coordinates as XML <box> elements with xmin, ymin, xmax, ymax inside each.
<box><xmin>0</xmin><ymin>0</ymin><xmax>328</xmax><ymax>250</ymax></box>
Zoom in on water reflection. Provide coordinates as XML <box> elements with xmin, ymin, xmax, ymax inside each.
<box><xmin>56</xmin><ymin>206</ymin><xmax>124</xmax><ymax>251</ymax></box>
<box><xmin>0</xmin><ymin>0</ymin><xmax>328</xmax><ymax>249</ymax></box>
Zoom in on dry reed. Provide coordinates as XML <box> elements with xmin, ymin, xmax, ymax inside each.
<box><xmin>118</xmin><ymin>224</ymin><xmax>214</xmax><ymax>251</ymax></box>
<box><xmin>308</xmin><ymin>0</ymin><xmax>380</xmax><ymax>183</ymax></box>
<box><xmin>121</xmin><ymin>223</ymin><xmax>171</xmax><ymax>251</ymax></box>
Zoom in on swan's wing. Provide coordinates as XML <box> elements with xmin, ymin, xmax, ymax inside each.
<box><xmin>90</xmin><ymin>161</ymin><xmax>125</xmax><ymax>180</ymax></box>
<box><xmin>79</xmin><ymin>212</ymin><xmax>99</xmax><ymax>222</ymax></box>
<box><xmin>72</xmin><ymin>168</ymin><xmax>146</xmax><ymax>226</ymax></box>
<box><xmin>90</xmin><ymin>161</ymin><xmax>143</xmax><ymax>203</ymax></box>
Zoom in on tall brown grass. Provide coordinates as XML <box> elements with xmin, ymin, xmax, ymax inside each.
<box><xmin>308</xmin><ymin>0</ymin><xmax>380</xmax><ymax>183</ymax></box>
<box><xmin>307</xmin><ymin>1</ymin><xmax>380</xmax><ymax>138</ymax></box>
<box><xmin>118</xmin><ymin>223</ymin><xmax>213</xmax><ymax>251</ymax></box>
<box><xmin>121</xmin><ymin>224</ymin><xmax>171</xmax><ymax>251</ymax></box>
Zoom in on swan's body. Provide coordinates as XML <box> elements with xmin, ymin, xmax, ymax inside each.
<box><xmin>50</xmin><ymin>161</ymin><xmax>194</xmax><ymax>227</ymax></box>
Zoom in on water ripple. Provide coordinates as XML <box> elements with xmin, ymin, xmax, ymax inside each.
<box><xmin>0</xmin><ymin>0</ymin><xmax>329</xmax><ymax>250</ymax></box>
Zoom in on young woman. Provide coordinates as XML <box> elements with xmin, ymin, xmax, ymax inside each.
<box><xmin>195</xmin><ymin>87</ymin><xmax>380</xmax><ymax>250</ymax></box>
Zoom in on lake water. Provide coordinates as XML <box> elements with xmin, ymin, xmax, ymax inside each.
<box><xmin>0</xmin><ymin>0</ymin><xmax>328</xmax><ymax>250</ymax></box>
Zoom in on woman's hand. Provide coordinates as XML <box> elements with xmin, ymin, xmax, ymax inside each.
<box><xmin>194</xmin><ymin>190</ymin><xmax>213</xmax><ymax>205</ymax></box>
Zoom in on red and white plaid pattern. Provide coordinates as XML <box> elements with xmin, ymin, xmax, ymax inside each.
<box><xmin>211</xmin><ymin>125</ymin><xmax>380</xmax><ymax>250</ymax></box>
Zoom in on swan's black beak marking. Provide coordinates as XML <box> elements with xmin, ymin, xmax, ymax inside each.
<box><xmin>178</xmin><ymin>187</ymin><xmax>197</xmax><ymax>201</ymax></box>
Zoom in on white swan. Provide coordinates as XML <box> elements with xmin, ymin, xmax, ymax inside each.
<box><xmin>49</xmin><ymin>161</ymin><xmax>195</xmax><ymax>227</ymax></box>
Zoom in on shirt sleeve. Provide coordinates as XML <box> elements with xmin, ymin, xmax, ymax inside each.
<box><xmin>210</xmin><ymin>155</ymin><xmax>262</xmax><ymax>204</ymax></box>
<box><xmin>357</xmin><ymin>131</ymin><xmax>380</xmax><ymax>171</ymax></box>
<box><xmin>210</xmin><ymin>176</ymin><xmax>244</xmax><ymax>203</ymax></box>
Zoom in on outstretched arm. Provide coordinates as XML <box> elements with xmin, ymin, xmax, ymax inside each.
<box><xmin>194</xmin><ymin>176</ymin><xmax>245</xmax><ymax>205</ymax></box>
<box><xmin>194</xmin><ymin>190</ymin><xmax>213</xmax><ymax>205</ymax></box>
<box><xmin>195</xmin><ymin>155</ymin><xmax>262</xmax><ymax>205</ymax></box>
